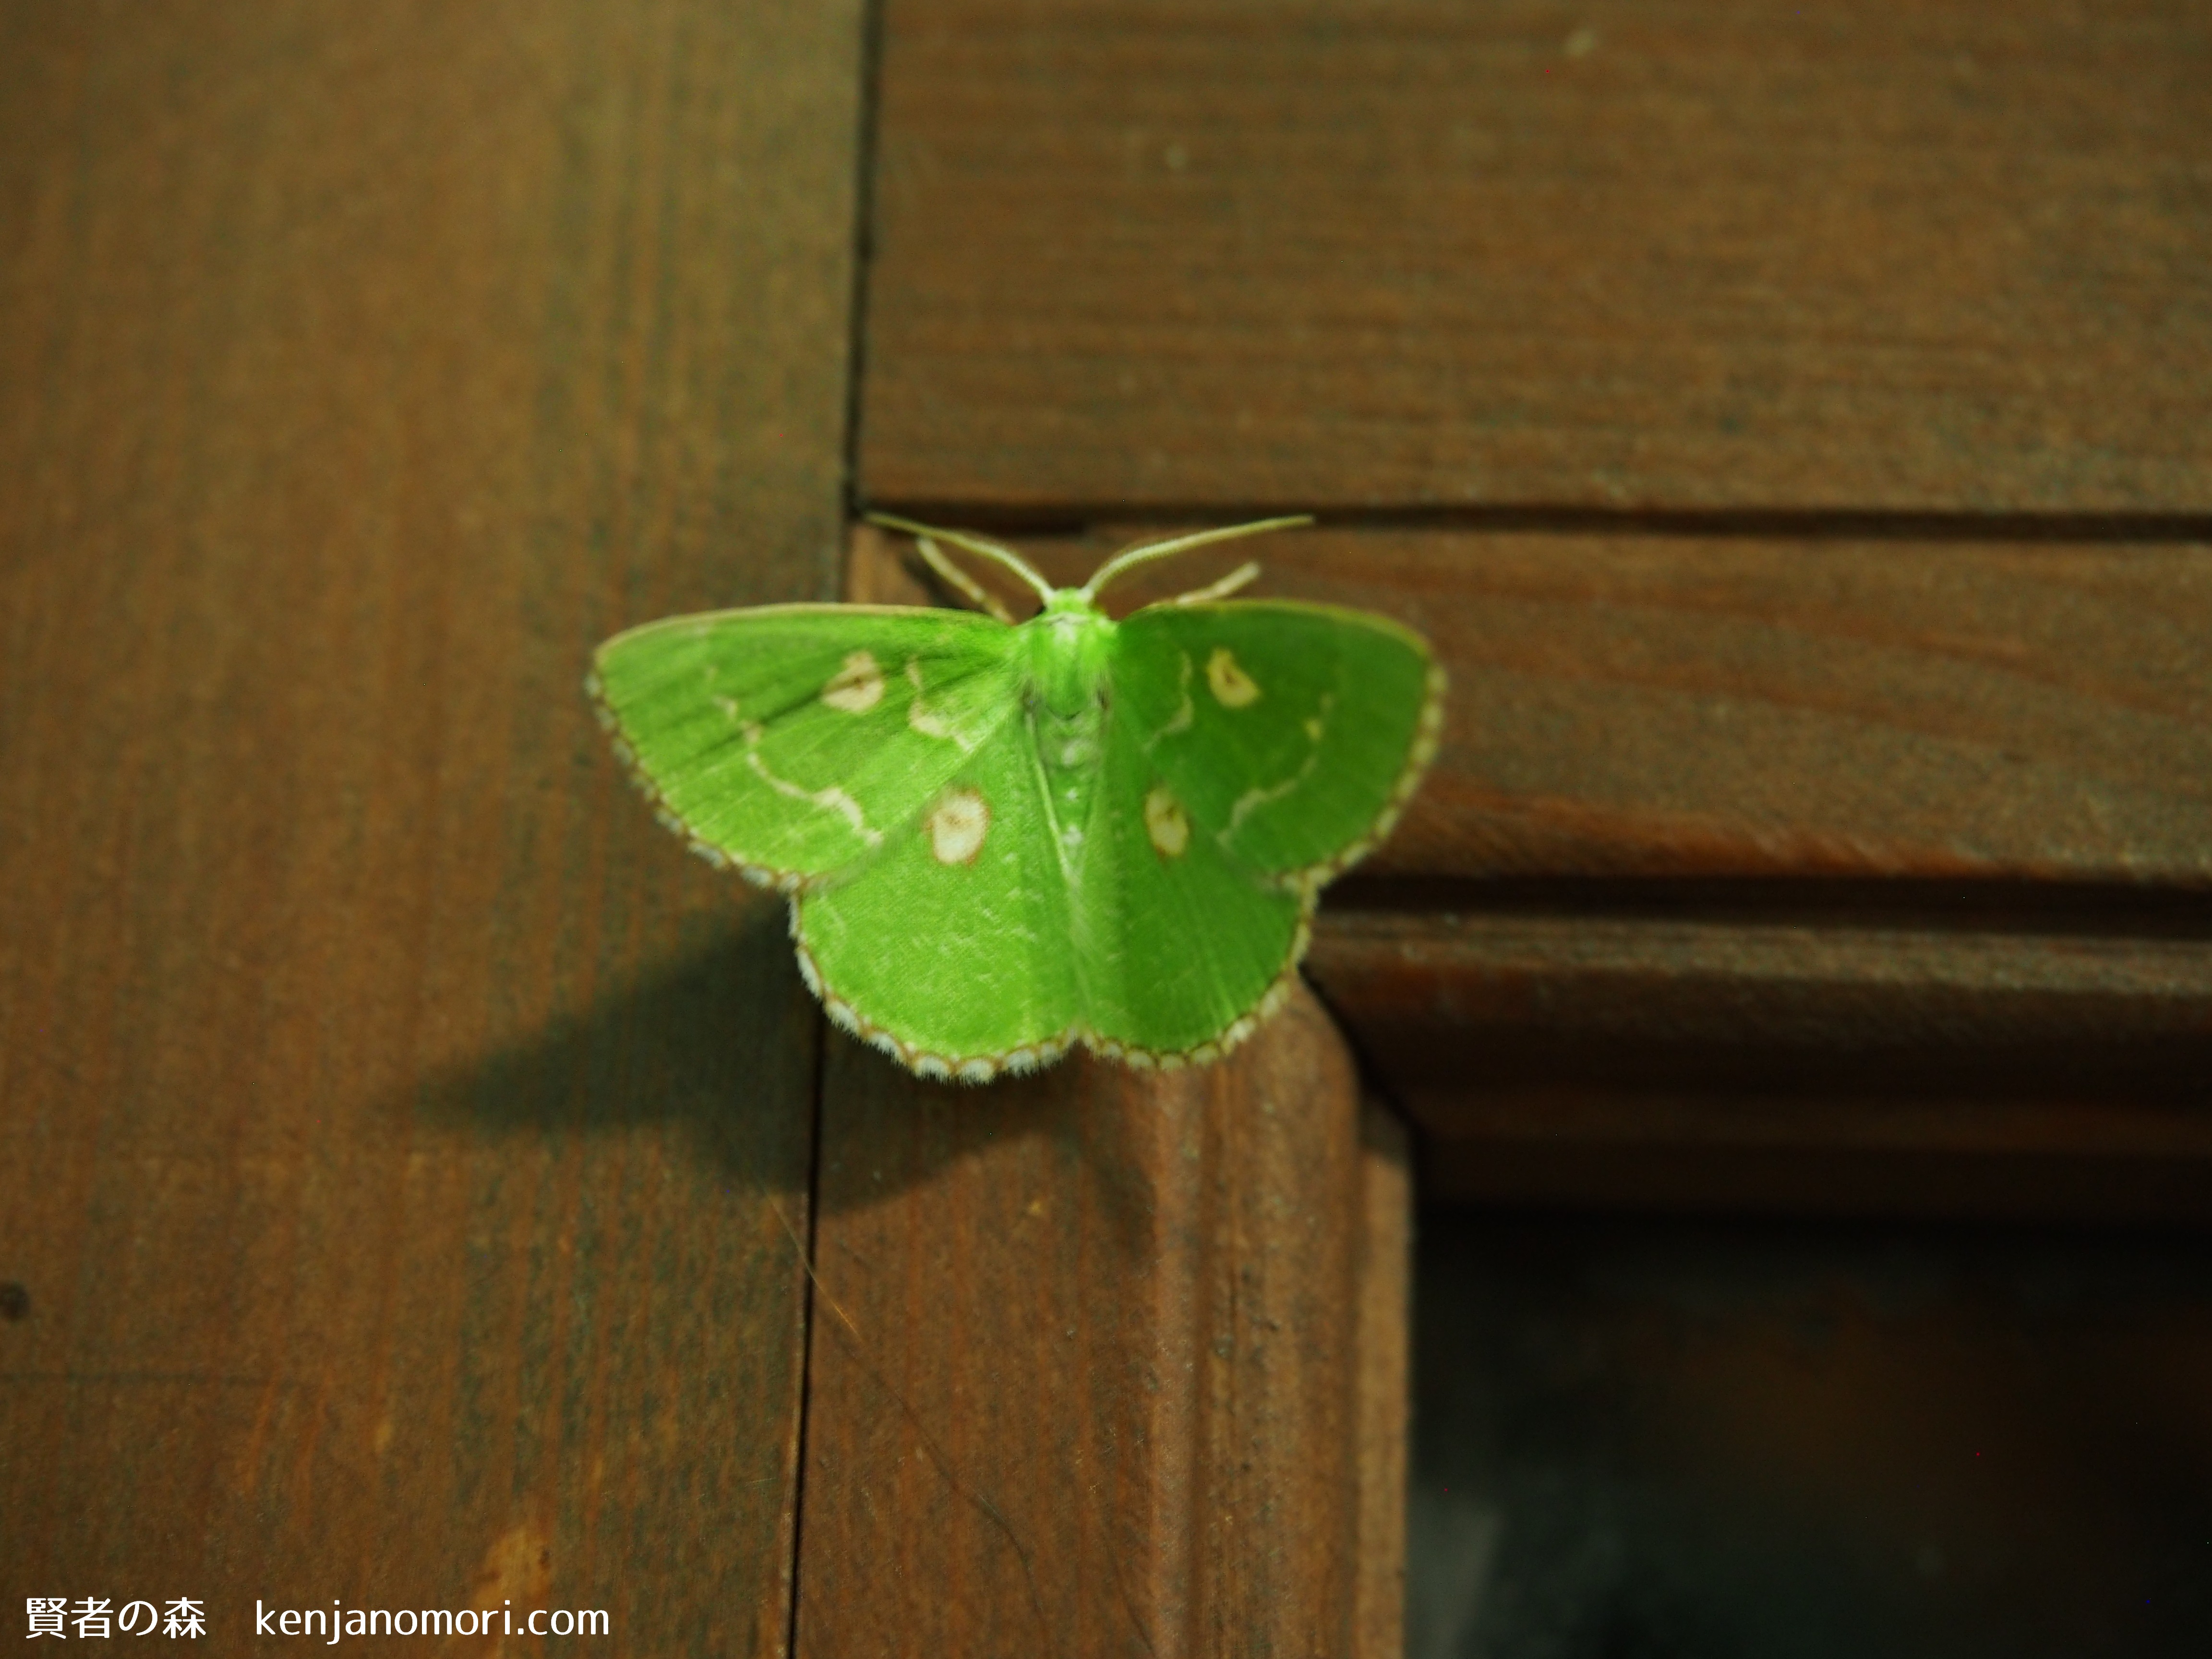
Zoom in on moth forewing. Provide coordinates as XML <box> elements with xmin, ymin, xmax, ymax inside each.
<box><xmin>589</xmin><ymin>603</ymin><xmax>1026</xmax><ymax>888</ymax></box>
<box><xmin>1109</xmin><ymin>599</ymin><xmax>1442</xmax><ymax>881</ymax></box>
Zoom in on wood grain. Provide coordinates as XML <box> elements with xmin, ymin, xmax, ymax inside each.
<box><xmin>1309</xmin><ymin>909</ymin><xmax>2212</xmax><ymax>1221</ymax></box>
<box><xmin>794</xmin><ymin>986</ymin><xmax>1407</xmax><ymax>1658</ymax></box>
<box><xmin>1352</xmin><ymin>1102</ymin><xmax>1411</xmax><ymax>1658</ymax></box>
<box><xmin>0</xmin><ymin>3</ymin><xmax>862</xmax><ymax>1649</ymax></box>
<box><xmin>860</xmin><ymin>0</ymin><xmax>2212</xmax><ymax>515</ymax></box>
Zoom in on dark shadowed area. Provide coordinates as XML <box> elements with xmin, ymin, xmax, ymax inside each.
<box><xmin>1409</xmin><ymin>1207</ymin><xmax>2212</xmax><ymax>1658</ymax></box>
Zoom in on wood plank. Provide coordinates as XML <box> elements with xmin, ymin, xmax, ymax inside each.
<box><xmin>0</xmin><ymin>3</ymin><xmax>862</xmax><ymax>1648</ymax></box>
<box><xmin>794</xmin><ymin>986</ymin><xmax>1406</xmax><ymax>1657</ymax></box>
<box><xmin>857</xmin><ymin>523</ymin><xmax>2212</xmax><ymax>888</ymax></box>
<box><xmin>860</xmin><ymin>0</ymin><xmax>2212</xmax><ymax>514</ymax></box>
<box><xmin>1352</xmin><ymin>1101</ymin><xmax>1412</xmax><ymax>1659</ymax></box>
<box><xmin>1309</xmin><ymin>909</ymin><xmax>2212</xmax><ymax>1221</ymax></box>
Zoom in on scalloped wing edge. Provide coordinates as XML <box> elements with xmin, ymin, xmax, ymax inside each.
<box><xmin>793</xmin><ymin>908</ymin><xmax>1313</xmax><ymax>1085</ymax></box>
<box><xmin>585</xmin><ymin>599</ymin><xmax>1019</xmax><ymax>893</ymax></box>
<box><xmin>585</xmin><ymin>668</ymin><xmax>826</xmax><ymax>893</ymax></box>
<box><xmin>1276</xmin><ymin>656</ymin><xmax>1448</xmax><ymax>894</ymax></box>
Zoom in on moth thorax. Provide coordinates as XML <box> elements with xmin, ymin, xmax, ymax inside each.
<box><xmin>1026</xmin><ymin>602</ymin><xmax>1115</xmax><ymax>721</ymax></box>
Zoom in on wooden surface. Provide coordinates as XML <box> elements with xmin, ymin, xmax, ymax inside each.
<box><xmin>860</xmin><ymin>0</ymin><xmax>2212</xmax><ymax>514</ymax></box>
<box><xmin>0</xmin><ymin>3</ymin><xmax>862</xmax><ymax>1649</ymax></box>
<box><xmin>1309</xmin><ymin>908</ymin><xmax>2212</xmax><ymax>1222</ymax></box>
<box><xmin>1243</xmin><ymin>526</ymin><xmax>2211</xmax><ymax>1215</ymax></box>
<box><xmin>795</xmin><ymin>984</ymin><xmax>1407</xmax><ymax>1658</ymax></box>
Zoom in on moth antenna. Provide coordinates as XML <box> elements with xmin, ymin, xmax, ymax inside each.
<box><xmin>1169</xmin><ymin>559</ymin><xmax>1262</xmax><ymax>605</ymax></box>
<box><xmin>1081</xmin><ymin>516</ymin><xmax>1314</xmax><ymax>602</ymax></box>
<box><xmin>867</xmin><ymin>512</ymin><xmax>1055</xmax><ymax>609</ymax></box>
<box><xmin>916</xmin><ymin>535</ymin><xmax>1017</xmax><ymax>624</ymax></box>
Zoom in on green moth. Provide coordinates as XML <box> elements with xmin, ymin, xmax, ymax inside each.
<box><xmin>588</xmin><ymin>517</ymin><xmax>1443</xmax><ymax>1082</ymax></box>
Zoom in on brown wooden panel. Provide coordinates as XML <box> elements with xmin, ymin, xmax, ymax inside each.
<box><xmin>1313</xmin><ymin>908</ymin><xmax>2212</xmax><ymax>1099</ymax></box>
<box><xmin>0</xmin><ymin>3</ymin><xmax>861</xmax><ymax>1649</ymax></box>
<box><xmin>861</xmin><ymin>0</ymin><xmax>2212</xmax><ymax>514</ymax></box>
<box><xmin>794</xmin><ymin>987</ymin><xmax>1407</xmax><ymax>1657</ymax></box>
<box><xmin>1309</xmin><ymin>909</ymin><xmax>2212</xmax><ymax>1221</ymax></box>
<box><xmin>857</xmin><ymin>523</ymin><xmax>2212</xmax><ymax>888</ymax></box>
<box><xmin>1353</xmin><ymin>1101</ymin><xmax>1412</xmax><ymax>1658</ymax></box>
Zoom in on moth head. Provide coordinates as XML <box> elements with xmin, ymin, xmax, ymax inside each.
<box><xmin>1027</xmin><ymin>595</ymin><xmax>1116</xmax><ymax>720</ymax></box>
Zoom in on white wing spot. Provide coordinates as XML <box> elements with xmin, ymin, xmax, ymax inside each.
<box><xmin>927</xmin><ymin>787</ymin><xmax>991</xmax><ymax>865</ymax></box>
<box><xmin>822</xmin><ymin>650</ymin><xmax>884</xmax><ymax>712</ymax></box>
<box><xmin>1144</xmin><ymin>785</ymin><xmax>1190</xmax><ymax>858</ymax></box>
<box><xmin>1206</xmin><ymin>647</ymin><xmax>1260</xmax><ymax>708</ymax></box>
